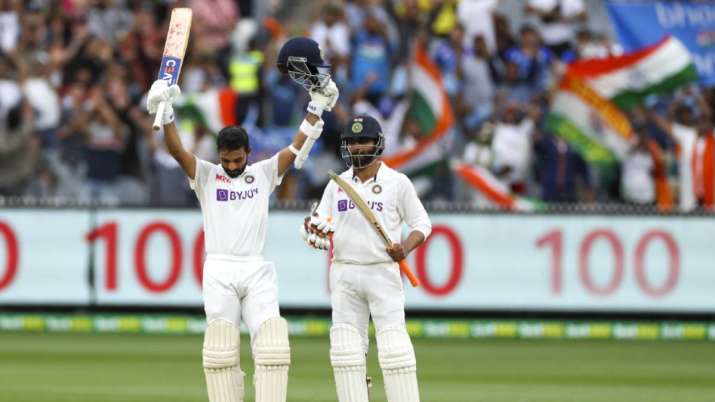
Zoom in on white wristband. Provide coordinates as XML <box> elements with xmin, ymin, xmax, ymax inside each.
<box><xmin>307</xmin><ymin>101</ymin><xmax>323</xmax><ymax>117</ymax></box>
<box><xmin>288</xmin><ymin>144</ymin><xmax>300</xmax><ymax>156</ymax></box>
<box><xmin>300</xmin><ymin>119</ymin><xmax>323</xmax><ymax>140</ymax></box>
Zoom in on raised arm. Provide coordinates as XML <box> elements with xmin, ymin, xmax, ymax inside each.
<box><xmin>276</xmin><ymin>113</ymin><xmax>321</xmax><ymax>176</ymax></box>
<box><xmin>147</xmin><ymin>80</ymin><xmax>197</xmax><ymax>179</ymax></box>
<box><xmin>276</xmin><ymin>79</ymin><xmax>339</xmax><ymax>176</ymax></box>
<box><xmin>645</xmin><ymin>106</ymin><xmax>674</xmax><ymax>142</ymax></box>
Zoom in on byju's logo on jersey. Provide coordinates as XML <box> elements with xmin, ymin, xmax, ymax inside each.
<box><xmin>337</xmin><ymin>199</ymin><xmax>383</xmax><ymax>212</ymax></box>
<box><xmin>337</xmin><ymin>199</ymin><xmax>348</xmax><ymax>211</ymax></box>
<box><xmin>217</xmin><ymin>188</ymin><xmax>259</xmax><ymax>202</ymax></box>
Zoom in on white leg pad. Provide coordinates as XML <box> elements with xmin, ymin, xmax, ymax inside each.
<box><xmin>377</xmin><ymin>325</ymin><xmax>420</xmax><ymax>402</ymax></box>
<box><xmin>253</xmin><ymin>317</ymin><xmax>291</xmax><ymax>402</ymax></box>
<box><xmin>203</xmin><ymin>320</ymin><xmax>245</xmax><ymax>402</ymax></box>
<box><xmin>330</xmin><ymin>324</ymin><xmax>369</xmax><ymax>402</ymax></box>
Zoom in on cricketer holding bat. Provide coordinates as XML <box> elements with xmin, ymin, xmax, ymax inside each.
<box><xmin>147</xmin><ymin>38</ymin><xmax>338</xmax><ymax>402</ymax></box>
<box><xmin>301</xmin><ymin>115</ymin><xmax>432</xmax><ymax>402</ymax></box>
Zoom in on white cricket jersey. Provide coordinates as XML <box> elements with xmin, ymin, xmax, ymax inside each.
<box><xmin>189</xmin><ymin>154</ymin><xmax>284</xmax><ymax>257</ymax></box>
<box><xmin>316</xmin><ymin>164</ymin><xmax>432</xmax><ymax>265</ymax></box>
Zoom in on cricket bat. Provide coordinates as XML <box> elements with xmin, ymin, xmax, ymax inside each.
<box><xmin>327</xmin><ymin>171</ymin><xmax>420</xmax><ymax>287</ymax></box>
<box><xmin>152</xmin><ymin>8</ymin><xmax>192</xmax><ymax>131</ymax></box>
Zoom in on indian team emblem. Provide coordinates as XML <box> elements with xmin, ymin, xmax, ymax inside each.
<box><xmin>245</xmin><ymin>175</ymin><xmax>255</xmax><ymax>184</ymax></box>
<box><xmin>351</xmin><ymin>122</ymin><xmax>363</xmax><ymax>133</ymax></box>
<box><xmin>372</xmin><ymin>184</ymin><xmax>382</xmax><ymax>194</ymax></box>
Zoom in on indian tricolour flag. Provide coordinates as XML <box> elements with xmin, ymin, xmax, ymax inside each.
<box><xmin>381</xmin><ymin>43</ymin><xmax>454</xmax><ymax>174</ymax></box>
<box><xmin>451</xmin><ymin>161</ymin><xmax>542</xmax><ymax>212</ymax></box>
<box><xmin>175</xmin><ymin>87</ymin><xmax>238</xmax><ymax>134</ymax></box>
<box><xmin>548</xmin><ymin>36</ymin><xmax>698</xmax><ymax>168</ymax></box>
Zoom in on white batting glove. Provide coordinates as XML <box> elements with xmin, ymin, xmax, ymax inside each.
<box><xmin>300</xmin><ymin>214</ymin><xmax>333</xmax><ymax>250</ymax></box>
<box><xmin>307</xmin><ymin>79</ymin><xmax>339</xmax><ymax>117</ymax></box>
<box><xmin>310</xmin><ymin>215</ymin><xmax>334</xmax><ymax>235</ymax></box>
<box><xmin>147</xmin><ymin>79</ymin><xmax>181</xmax><ymax>125</ymax></box>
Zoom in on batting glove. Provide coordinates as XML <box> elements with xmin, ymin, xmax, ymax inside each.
<box><xmin>300</xmin><ymin>214</ymin><xmax>333</xmax><ymax>250</ymax></box>
<box><xmin>307</xmin><ymin>79</ymin><xmax>339</xmax><ymax>117</ymax></box>
<box><xmin>147</xmin><ymin>79</ymin><xmax>181</xmax><ymax>125</ymax></box>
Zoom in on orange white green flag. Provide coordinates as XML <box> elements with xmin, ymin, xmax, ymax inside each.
<box><xmin>381</xmin><ymin>41</ymin><xmax>454</xmax><ymax>174</ymax></box>
<box><xmin>547</xmin><ymin>36</ymin><xmax>698</xmax><ymax>169</ymax></box>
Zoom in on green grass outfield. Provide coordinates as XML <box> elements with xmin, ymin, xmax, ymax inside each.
<box><xmin>1</xmin><ymin>333</ymin><xmax>714</xmax><ymax>402</ymax></box>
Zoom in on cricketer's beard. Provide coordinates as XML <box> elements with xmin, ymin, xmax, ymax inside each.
<box><xmin>223</xmin><ymin>165</ymin><xmax>246</xmax><ymax>178</ymax></box>
<box><xmin>351</xmin><ymin>153</ymin><xmax>376</xmax><ymax>168</ymax></box>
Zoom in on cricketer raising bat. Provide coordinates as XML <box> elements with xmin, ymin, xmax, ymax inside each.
<box><xmin>152</xmin><ymin>8</ymin><xmax>192</xmax><ymax>131</ymax></box>
<box><xmin>327</xmin><ymin>170</ymin><xmax>420</xmax><ymax>287</ymax></box>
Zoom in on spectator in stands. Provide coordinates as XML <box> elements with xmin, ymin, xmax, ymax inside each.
<box><xmin>647</xmin><ymin>87</ymin><xmax>715</xmax><ymax>211</ymax></box>
<box><xmin>77</xmin><ymin>88</ymin><xmax>128</xmax><ymax>203</ymax></box>
<box><xmin>524</xmin><ymin>0</ymin><xmax>586</xmax><ymax>59</ymax></box>
<box><xmin>490</xmin><ymin>101</ymin><xmax>538</xmax><ymax>194</ymax></box>
<box><xmin>0</xmin><ymin>0</ymin><xmax>20</xmax><ymax>53</ymax></box>
<box><xmin>431</xmin><ymin>22</ymin><xmax>464</xmax><ymax>98</ymax></box>
<box><xmin>621</xmin><ymin>126</ymin><xmax>657</xmax><ymax>205</ymax></box>
<box><xmin>310</xmin><ymin>2</ymin><xmax>350</xmax><ymax>77</ymax></box>
<box><xmin>534</xmin><ymin>131</ymin><xmax>593</xmax><ymax>203</ymax></box>
<box><xmin>190</xmin><ymin>0</ymin><xmax>239</xmax><ymax>79</ymax></box>
<box><xmin>459</xmin><ymin>34</ymin><xmax>496</xmax><ymax>131</ymax></box>
<box><xmin>0</xmin><ymin>96</ymin><xmax>37</xmax><ymax>196</ymax></box>
<box><xmin>350</xmin><ymin>10</ymin><xmax>391</xmax><ymax>108</ymax></box>
<box><xmin>505</xmin><ymin>25</ymin><xmax>553</xmax><ymax>92</ymax></box>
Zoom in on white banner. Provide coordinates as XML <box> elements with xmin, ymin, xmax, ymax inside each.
<box><xmin>1</xmin><ymin>209</ymin><xmax>714</xmax><ymax>312</ymax></box>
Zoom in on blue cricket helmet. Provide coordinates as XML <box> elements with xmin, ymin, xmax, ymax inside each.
<box><xmin>276</xmin><ymin>37</ymin><xmax>331</xmax><ymax>90</ymax></box>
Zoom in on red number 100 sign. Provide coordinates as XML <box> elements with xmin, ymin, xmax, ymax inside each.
<box><xmin>536</xmin><ymin>229</ymin><xmax>679</xmax><ymax>298</ymax></box>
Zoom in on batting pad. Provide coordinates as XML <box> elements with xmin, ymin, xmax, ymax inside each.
<box><xmin>377</xmin><ymin>325</ymin><xmax>420</xmax><ymax>402</ymax></box>
<box><xmin>203</xmin><ymin>320</ymin><xmax>245</xmax><ymax>402</ymax></box>
<box><xmin>330</xmin><ymin>324</ymin><xmax>369</xmax><ymax>402</ymax></box>
<box><xmin>253</xmin><ymin>317</ymin><xmax>291</xmax><ymax>402</ymax></box>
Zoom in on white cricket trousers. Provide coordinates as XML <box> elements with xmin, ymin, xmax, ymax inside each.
<box><xmin>202</xmin><ymin>254</ymin><xmax>281</xmax><ymax>339</ymax></box>
<box><xmin>330</xmin><ymin>261</ymin><xmax>406</xmax><ymax>350</ymax></box>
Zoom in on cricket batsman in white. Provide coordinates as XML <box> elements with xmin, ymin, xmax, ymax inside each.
<box><xmin>301</xmin><ymin>114</ymin><xmax>432</xmax><ymax>402</ymax></box>
<box><xmin>146</xmin><ymin>37</ymin><xmax>338</xmax><ymax>402</ymax></box>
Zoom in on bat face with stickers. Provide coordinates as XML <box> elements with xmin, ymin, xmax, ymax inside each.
<box><xmin>327</xmin><ymin>170</ymin><xmax>420</xmax><ymax>287</ymax></box>
<box><xmin>152</xmin><ymin>8</ymin><xmax>192</xmax><ymax>131</ymax></box>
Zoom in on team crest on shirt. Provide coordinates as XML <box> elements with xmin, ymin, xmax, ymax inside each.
<box><xmin>245</xmin><ymin>175</ymin><xmax>255</xmax><ymax>184</ymax></box>
<box><xmin>372</xmin><ymin>184</ymin><xmax>382</xmax><ymax>194</ymax></box>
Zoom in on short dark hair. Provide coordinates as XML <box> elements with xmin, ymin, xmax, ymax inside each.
<box><xmin>217</xmin><ymin>126</ymin><xmax>250</xmax><ymax>152</ymax></box>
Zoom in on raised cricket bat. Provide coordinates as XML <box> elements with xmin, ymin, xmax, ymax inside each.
<box><xmin>152</xmin><ymin>8</ymin><xmax>192</xmax><ymax>131</ymax></box>
<box><xmin>327</xmin><ymin>170</ymin><xmax>420</xmax><ymax>287</ymax></box>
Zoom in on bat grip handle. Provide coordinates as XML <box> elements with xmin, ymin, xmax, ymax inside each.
<box><xmin>152</xmin><ymin>101</ymin><xmax>167</xmax><ymax>131</ymax></box>
<box><xmin>399</xmin><ymin>260</ymin><xmax>420</xmax><ymax>287</ymax></box>
<box><xmin>294</xmin><ymin>136</ymin><xmax>316</xmax><ymax>169</ymax></box>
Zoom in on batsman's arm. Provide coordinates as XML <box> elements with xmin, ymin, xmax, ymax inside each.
<box><xmin>401</xmin><ymin>230</ymin><xmax>426</xmax><ymax>256</ymax></box>
<box><xmin>276</xmin><ymin>112</ymin><xmax>321</xmax><ymax>176</ymax></box>
<box><xmin>163</xmin><ymin>122</ymin><xmax>197</xmax><ymax>180</ymax></box>
<box><xmin>398</xmin><ymin>174</ymin><xmax>432</xmax><ymax>249</ymax></box>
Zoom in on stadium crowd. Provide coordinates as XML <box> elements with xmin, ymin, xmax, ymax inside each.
<box><xmin>0</xmin><ymin>0</ymin><xmax>713</xmax><ymax>211</ymax></box>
